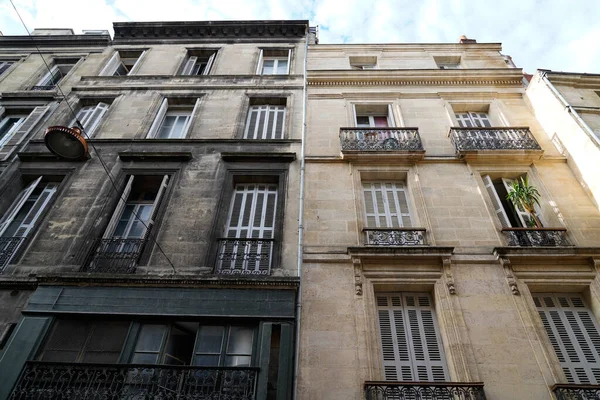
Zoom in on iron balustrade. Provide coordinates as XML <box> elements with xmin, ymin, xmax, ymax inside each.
<box><xmin>364</xmin><ymin>228</ymin><xmax>427</xmax><ymax>246</ymax></box>
<box><xmin>10</xmin><ymin>361</ymin><xmax>258</xmax><ymax>400</ymax></box>
<box><xmin>340</xmin><ymin>128</ymin><xmax>424</xmax><ymax>152</ymax></box>
<box><xmin>0</xmin><ymin>236</ymin><xmax>27</xmax><ymax>273</ymax></box>
<box><xmin>449</xmin><ymin>127</ymin><xmax>541</xmax><ymax>152</ymax></box>
<box><xmin>364</xmin><ymin>381</ymin><xmax>487</xmax><ymax>400</ymax></box>
<box><xmin>552</xmin><ymin>384</ymin><xmax>600</xmax><ymax>400</ymax></box>
<box><xmin>216</xmin><ymin>238</ymin><xmax>274</xmax><ymax>275</ymax></box>
<box><xmin>79</xmin><ymin>237</ymin><xmax>147</xmax><ymax>274</ymax></box>
<box><xmin>30</xmin><ymin>85</ymin><xmax>56</xmax><ymax>91</ymax></box>
<box><xmin>501</xmin><ymin>228</ymin><xmax>570</xmax><ymax>247</ymax></box>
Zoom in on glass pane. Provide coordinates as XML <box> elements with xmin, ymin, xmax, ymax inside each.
<box><xmin>134</xmin><ymin>325</ymin><xmax>166</xmax><ymax>352</ymax></box>
<box><xmin>132</xmin><ymin>353</ymin><xmax>160</xmax><ymax>364</ymax></box>
<box><xmin>195</xmin><ymin>326</ymin><xmax>225</xmax><ymax>354</ymax></box>
<box><xmin>227</xmin><ymin>326</ymin><xmax>253</xmax><ymax>355</ymax></box>
<box><xmin>137</xmin><ymin>205</ymin><xmax>153</xmax><ymax>222</ymax></box>
<box><xmin>276</xmin><ymin>60</ymin><xmax>288</xmax><ymax>74</ymax></box>
<box><xmin>172</xmin><ymin>116</ymin><xmax>189</xmax><ymax>138</ymax></box>
<box><xmin>356</xmin><ymin>116</ymin><xmax>370</xmax><ymax>127</ymax></box>
<box><xmin>0</xmin><ymin>117</ymin><xmax>21</xmax><ymax>140</ymax></box>
<box><xmin>163</xmin><ymin>325</ymin><xmax>195</xmax><ymax>366</ymax></box>
<box><xmin>225</xmin><ymin>355</ymin><xmax>252</xmax><ymax>367</ymax></box>
<box><xmin>127</xmin><ymin>221</ymin><xmax>145</xmax><ymax>238</ymax></box>
<box><xmin>262</xmin><ymin>60</ymin><xmax>274</xmax><ymax>74</ymax></box>
<box><xmin>193</xmin><ymin>355</ymin><xmax>220</xmax><ymax>366</ymax></box>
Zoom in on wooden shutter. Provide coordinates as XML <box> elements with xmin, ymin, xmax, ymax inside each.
<box><xmin>181</xmin><ymin>56</ymin><xmax>197</xmax><ymax>75</ymax></box>
<box><xmin>181</xmin><ymin>98</ymin><xmax>201</xmax><ymax>138</ymax></box>
<box><xmin>84</xmin><ymin>102</ymin><xmax>109</xmax><ymax>137</ymax></box>
<box><xmin>103</xmin><ymin>175</ymin><xmax>134</xmax><ymax>238</ymax></box>
<box><xmin>142</xmin><ymin>175</ymin><xmax>169</xmax><ymax>238</ymax></box>
<box><xmin>204</xmin><ymin>53</ymin><xmax>215</xmax><ymax>75</ymax></box>
<box><xmin>534</xmin><ymin>294</ymin><xmax>600</xmax><ymax>384</ymax></box>
<box><xmin>0</xmin><ymin>105</ymin><xmax>51</xmax><ymax>161</ymax></box>
<box><xmin>128</xmin><ymin>51</ymin><xmax>146</xmax><ymax>75</ymax></box>
<box><xmin>256</xmin><ymin>49</ymin><xmax>264</xmax><ymax>75</ymax></box>
<box><xmin>376</xmin><ymin>293</ymin><xmax>449</xmax><ymax>382</ymax></box>
<box><xmin>482</xmin><ymin>175</ymin><xmax>511</xmax><ymax>228</ymax></box>
<box><xmin>363</xmin><ymin>182</ymin><xmax>412</xmax><ymax>228</ymax></box>
<box><xmin>285</xmin><ymin>49</ymin><xmax>291</xmax><ymax>74</ymax></box>
<box><xmin>265</xmin><ymin>105</ymin><xmax>285</xmax><ymax>139</ymax></box>
<box><xmin>36</xmin><ymin>65</ymin><xmax>59</xmax><ymax>86</ymax></box>
<box><xmin>0</xmin><ymin>176</ymin><xmax>42</xmax><ymax>236</ymax></box>
<box><xmin>12</xmin><ymin>182</ymin><xmax>58</xmax><ymax>238</ymax></box>
<box><xmin>226</xmin><ymin>184</ymin><xmax>277</xmax><ymax>239</ymax></box>
<box><xmin>100</xmin><ymin>51</ymin><xmax>120</xmax><ymax>76</ymax></box>
<box><xmin>387</xmin><ymin>104</ymin><xmax>396</xmax><ymax>127</ymax></box>
<box><xmin>147</xmin><ymin>98</ymin><xmax>169</xmax><ymax>138</ymax></box>
<box><xmin>244</xmin><ymin>105</ymin><xmax>267</xmax><ymax>139</ymax></box>
<box><xmin>502</xmin><ymin>178</ymin><xmax>533</xmax><ymax>227</ymax></box>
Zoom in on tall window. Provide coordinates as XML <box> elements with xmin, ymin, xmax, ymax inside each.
<box><xmin>534</xmin><ymin>293</ymin><xmax>600</xmax><ymax>384</ymax></box>
<box><xmin>0</xmin><ymin>176</ymin><xmax>60</xmax><ymax>271</ymax></box>
<box><xmin>100</xmin><ymin>50</ymin><xmax>145</xmax><ymax>76</ymax></box>
<box><xmin>181</xmin><ymin>50</ymin><xmax>217</xmax><ymax>75</ymax></box>
<box><xmin>147</xmin><ymin>98</ymin><xmax>200</xmax><ymax>139</ymax></box>
<box><xmin>32</xmin><ymin>58</ymin><xmax>78</xmax><ymax>90</ymax></box>
<box><xmin>244</xmin><ymin>99</ymin><xmax>286</xmax><ymax>139</ymax></box>
<box><xmin>258</xmin><ymin>49</ymin><xmax>290</xmax><ymax>75</ymax></box>
<box><xmin>376</xmin><ymin>293</ymin><xmax>449</xmax><ymax>381</ymax></box>
<box><xmin>0</xmin><ymin>61</ymin><xmax>15</xmax><ymax>77</ymax></box>
<box><xmin>455</xmin><ymin>112</ymin><xmax>491</xmax><ymax>128</ymax></box>
<box><xmin>355</xmin><ymin>104</ymin><xmax>394</xmax><ymax>127</ymax></box>
<box><xmin>363</xmin><ymin>182</ymin><xmax>412</xmax><ymax>228</ymax></box>
<box><xmin>69</xmin><ymin>102</ymin><xmax>109</xmax><ymax>138</ymax></box>
<box><xmin>0</xmin><ymin>105</ymin><xmax>52</xmax><ymax>159</ymax></box>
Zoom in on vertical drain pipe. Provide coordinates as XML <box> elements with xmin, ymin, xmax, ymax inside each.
<box><xmin>292</xmin><ymin>25</ymin><xmax>309</xmax><ymax>400</ymax></box>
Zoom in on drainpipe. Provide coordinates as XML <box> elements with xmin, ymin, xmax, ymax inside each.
<box><xmin>538</xmin><ymin>70</ymin><xmax>600</xmax><ymax>147</ymax></box>
<box><xmin>292</xmin><ymin>25</ymin><xmax>309</xmax><ymax>400</ymax></box>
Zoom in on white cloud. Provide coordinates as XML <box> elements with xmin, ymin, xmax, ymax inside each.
<box><xmin>1</xmin><ymin>0</ymin><xmax>599</xmax><ymax>74</ymax></box>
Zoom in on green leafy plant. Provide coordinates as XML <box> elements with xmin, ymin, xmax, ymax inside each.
<box><xmin>506</xmin><ymin>176</ymin><xmax>542</xmax><ymax>228</ymax></box>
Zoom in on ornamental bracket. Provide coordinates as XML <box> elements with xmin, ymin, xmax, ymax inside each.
<box><xmin>500</xmin><ymin>257</ymin><xmax>520</xmax><ymax>295</ymax></box>
<box><xmin>442</xmin><ymin>256</ymin><xmax>456</xmax><ymax>295</ymax></box>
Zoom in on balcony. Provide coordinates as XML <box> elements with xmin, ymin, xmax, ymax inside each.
<box><xmin>29</xmin><ymin>85</ymin><xmax>56</xmax><ymax>91</ymax></box>
<box><xmin>449</xmin><ymin>127</ymin><xmax>543</xmax><ymax>162</ymax></box>
<box><xmin>216</xmin><ymin>238</ymin><xmax>273</xmax><ymax>275</ymax></box>
<box><xmin>364</xmin><ymin>228</ymin><xmax>427</xmax><ymax>246</ymax></box>
<box><xmin>10</xmin><ymin>361</ymin><xmax>258</xmax><ymax>400</ymax></box>
<box><xmin>339</xmin><ymin>128</ymin><xmax>425</xmax><ymax>162</ymax></box>
<box><xmin>502</xmin><ymin>228</ymin><xmax>570</xmax><ymax>247</ymax></box>
<box><xmin>0</xmin><ymin>237</ymin><xmax>27</xmax><ymax>273</ymax></box>
<box><xmin>79</xmin><ymin>238</ymin><xmax>147</xmax><ymax>274</ymax></box>
<box><xmin>365</xmin><ymin>381</ymin><xmax>487</xmax><ymax>400</ymax></box>
<box><xmin>552</xmin><ymin>384</ymin><xmax>600</xmax><ymax>400</ymax></box>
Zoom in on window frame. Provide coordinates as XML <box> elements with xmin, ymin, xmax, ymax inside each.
<box><xmin>243</xmin><ymin>104</ymin><xmax>286</xmax><ymax>140</ymax></box>
<box><xmin>257</xmin><ymin>49</ymin><xmax>291</xmax><ymax>75</ymax></box>
<box><xmin>353</xmin><ymin>104</ymin><xmax>396</xmax><ymax>128</ymax></box>
<box><xmin>180</xmin><ymin>49</ymin><xmax>218</xmax><ymax>76</ymax></box>
<box><xmin>362</xmin><ymin>181</ymin><xmax>414</xmax><ymax>228</ymax></box>
<box><xmin>100</xmin><ymin>50</ymin><xmax>147</xmax><ymax>77</ymax></box>
<box><xmin>33</xmin><ymin>57</ymin><xmax>80</xmax><ymax>88</ymax></box>
<box><xmin>69</xmin><ymin>101</ymin><xmax>110</xmax><ymax>138</ymax></box>
<box><xmin>146</xmin><ymin>97</ymin><xmax>200</xmax><ymax>139</ymax></box>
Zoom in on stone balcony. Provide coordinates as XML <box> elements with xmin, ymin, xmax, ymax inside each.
<box><xmin>339</xmin><ymin>127</ymin><xmax>425</xmax><ymax>162</ymax></box>
<box><xmin>449</xmin><ymin>127</ymin><xmax>543</xmax><ymax>162</ymax></box>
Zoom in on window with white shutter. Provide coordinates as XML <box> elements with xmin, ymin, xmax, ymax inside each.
<box><xmin>181</xmin><ymin>51</ymin><xmax>216</xmax><ymax>75</ymax></box>
<box><xmin>534</xmin><ymin>293</ymin><xmax>600</xmax><ymax>384</ymax></box>
<box><xmin>455</xmin><ymin>112</ymin><xmax>491</xmax><ymax>128</ymax></box>
<box><xmin>244</xmin><ymin>105</ymin><xmax>286</xmax><ymax>139</ymax></box>
<box><xmin>147</xmin><ymin>98</ymin><xmax>199</xmax><ymax>139</ymax></box>
<box><xmin>100</xmin><ymin>50</ymin><xmax>145</xmax><ymax>76</ymax></box>
<box><xmin>363</xmin><ymin>182</ymin><xmax>412</xmax><ymax>228</ymax></box>
<box><xmin>258</xmin><ymin>49</ymin><xmax>290</xmax><ymax>75</ymax></box>
<box><xmin>0</xmin><ymin>105</ymin><xmax>53</xmax><ymax>160</ymax></box>
<box><xmin>70</xmin><ymin>102</ymin><xmax>109</xmax><ymax>138</ymax></box>
<box><xmin>376</xmin><ymin>293</ymin><xmax>449</xmax><ymax>382</ymax></box>
<box><xmin>354</xmin><ymin>104</ymin><xmax>395</xmax><ymax>127</ymax></box>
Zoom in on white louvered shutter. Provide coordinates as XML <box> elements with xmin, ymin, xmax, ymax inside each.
<box><xmin>142</xmin><ymin>175</ymin><xmax>169</xmax><ymax>238</ymax></box>
<box><xmin>103</xmin><ymin>175</ymin><xmax>134</xmax><ymax>238</ymax></box>
<box><xmin>11</xmin><ymin>183</ymin><xmax>58</xmax><ymax>238</ymax></box>
<box><xmin>100</xmin><ymin>52</ymin><xmax>120</xmax><ymax>76</ymax></box>
<box><xmin>502</xmin><ymin>178</ymin><xmax>534</xmax><ymax>227</ymax></box>
<box><xmin>182</xmin><ymin>98</ymin><xmax>201</xmax><ymax>138</ymax></box>
<box><xmin>72</xmin><ymin>103</ymin><xmax>109</xmax><ymax>138</ymax></box>
<box><xmin>0</xmin><ymin>105</ymin><xmax>51</xmax><ymax>161</ymax></box>
<box><xmin>36</xmin><ymin>65</ymin><xmax>59</xmax><ymax>86</ymax></box>
<box><xmin>244</xmin><ymin>105</ymin><xmax>285</xmax><ymax>139</ymax></box>
<box><xmin>0</xmin><ymin>177</ymin><xmax>42</xmax><ymax>236</ymax></box>
<box><xmin>204</xmin><ymin>53</ymin><xmax>215</xmax><ymax>75</ymax></box>
<box><xmin>181</xmin><ymin>56</ymin><xmax>197</xmax><ymax>75</ymax></box>
<box><xmin>376</xmin><ymin>293</ymin><xmax>449</xmax><ymax>382</ymax></box>
<box><xmin>534</xmin><ymin>294</ymin><xmax>600</xmax><ymax>384</ymax></box>
<box><xmin>363</xmin><ymin>182</ymin><xmax>412</xmax><ymax>228</ymax></box>
<box><xmin>147</xmin><ymin>99</ymin><xmax>169</xmax><ymax>138</ymax></box>
<box><xmin>129</xmin><ymin>51</ymin><xmax>145</xmax><ymax>75</ymax></box>
<box><xmin>482</xmin><ymin>175</ymin><xmax>511</xmax><ymax>228</ymax></box>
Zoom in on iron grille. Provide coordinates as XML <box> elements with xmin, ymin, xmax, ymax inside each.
<box><xmin>11</xmin><ymin>361</ymin><xmax>259</xmax><ymax>400</ymax></box>
<box><xmin>216</xmin><ymin>238</ymin><xmax>273</xmax><ymax>275</ymax></box>
<box><xmin>364</xmin><ymin>381</ymin><xmax>487</xmax><ymax>400</ymax></box>
<box><xmin>0</xmin><ymin>237</ymin><xmax>27</xmax><ymax>273</ymax></box>
<box><xmin>553</xmin><ymin>384</ymin><xmax>600</xmax><ymax>400</ymax></box>
<box><xmin>501</xmin><ymin>228</ymin><xmax>570</xmax><ymax>247</ymax></box>
<box><xmin>449</xmin><ymin>127</ymin><xmax>541</xmax><ymax>152</ymax></box>
<box><xmin>79</xmin><ymin>238</ymin><xmax>147</xmax><ymax>274</ymax></box>
<box><xmin>364</xmin><ymin>229</ymin><xmax>426</xmax><ymax>246</ymax></box>
<box><xmin>340</xmin><ymin>128</ymin><xmax>423</xmax><ymax>152</ymax></box>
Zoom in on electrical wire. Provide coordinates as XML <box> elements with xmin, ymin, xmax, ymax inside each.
<box><xmin>9</xmin><ymin>0</ymin><xmax>177</xmax><ymax>273</ymax></box>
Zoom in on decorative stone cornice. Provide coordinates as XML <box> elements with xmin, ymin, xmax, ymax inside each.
<box><xmin>308</xmin><ymin>69</ymin><xmax>524</xmax><ymax>87</ymax></box>
<box><xmin>310</xmin><ymin>43</ymin><xmax>503</xmax><ymax>52</ymax></box>
<box><xmin>113</xmin><ymin>20</ymin><xmax>308</xmax><ymax>44</ymax></box>
<box><xmin>348</xmin><ymin>246</ymin><xmax>454</xmax><ymax>265</ymax></box>
<box><xmin>0</xmin><ymin>35</ymin><xmax>111</xmax><ymax>48</ymax></box>
<box><xmin>494</xmin><ymin>246</ymin><xmax>600</xmax><ymax>265</ymax></box>
<box><xmin>543</xmin><ymin>70</ymin><xmax>600</xmax><ymax>89</ymax></box>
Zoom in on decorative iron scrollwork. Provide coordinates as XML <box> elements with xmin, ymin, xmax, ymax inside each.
<box><xmin>0</xmin><ymin>236</ymin><xmax>27</xmax><ymax>273</ymax></box>
<box><xmin>364</xmin><ymin>229</ymin><xmax>426</xmax><ymax>246</ymax></box>
<box><xmin>502</xmin><ymin>229</ymin><xmax>570</xmax><ymax>247</ymax></box>
<box><xmin>364</xmin><ymin>381</ymin><xmax>487</xmax><ymax>400</ymax></box>
<box><xmin>340</xmin><ymin>128</ymin><xmax>424</xmax><ymax>152</ymax></box>
<box><xmin>216</xmin><ymin>238</ymin><xmax>274</xmax><ymax>275</ymax></box>
<box><xmin>450</xmin><ymin>127</ymin><xmax>541</xmax><ymax>152</ymax></box>
<box><xmin>552</xmin><ymin>384</ymin><xmax>600</xmax><ymax>400</ymax></box>
<box><xmin>80</xmin><ymin>238</ymin><xmax>147</xmax><ymax>274</ymax></box>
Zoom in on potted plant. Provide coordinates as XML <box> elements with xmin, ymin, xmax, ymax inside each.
<box><xmin>506</xmin><ymin>176</ymin><xmax>543</xmax><ymax>228</ymax></box>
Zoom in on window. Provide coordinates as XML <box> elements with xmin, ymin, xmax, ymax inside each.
<box><xmin>355</xmin><ymin>104</ymin><xmax>395</xmax><ymax>127</ymax></box>
<box><xmin>244</xmin><ymin>98</ymin><xmax>286</xmax><ymax>139</ymax></box>
<box><xmin>69</xmin><ymin>102</ymin><xmax>109</xmax><ymax>138</ymax></box>
<box><xmin>363</xmin><ymin>182</ymin><xmax>412</xmax><ymax>228</ymax></box>
<box><xmin>0</xmin><ymin>61</ymin><xmax>14</xmax><ymax>77</ymax></box>
<box><xmin>180</xmin><ymin>50</ymin><xmax>216</xmax><ymax>75</ymax></box>
<box><xmin>455</xmin><ymin>112</ymin><xmax>491</xmax><ymax>128</ymax></box>
<box><xmin>0</xmin><ymin>105</ymin><xmax>53</xmax><ymax>159</ymax></box>
<box><xmin>376</xmin><ymin>293</ymin><xmax>449</xmax><ymax>381</ymax></box>
<box><xmin>100</xmin><ymin>50</ymin><xmax>145</xmax><ymax>76</ymax></box>
<box><xmin>258</xmin><ymin>49</ymin><xmax>290</xmax><ymax>75</ymax></box>
<box><xmin>147</xmin><ymin>98</ymin><xmax>200</xmax><ymax>139</ymax></box>
<box><xmin>0</xmin><ymin>114</ymin><xmax>26</xmax><ymax>149</ymax></box>
<box><xmin>32</xmin><ymin>58</ymin><xmax>78</xmax><ymax>90</ymax></box>
<box><xmin>0</xmin><ymin>176</ymin><xmax>60</xmax><ymax>271</ymax></box>
<box><xmin>534</xmin><ymin>293</ymin><xmax>600</xmax><ymax>384</ymax></box>
<box><xmin>482</xmin><ymin>174</ymin><xmax>544</xmax><ymax>228</ymax></box>
<box><xmin>349</xmin><ymin>56</ymin><xmax>378</xmax><ymax>70</ymax></box>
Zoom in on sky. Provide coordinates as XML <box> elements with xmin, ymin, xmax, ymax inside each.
<box><xmin>1</xmin><ymin>0</ymin><xmax>599</xmax><ymax>74</ymax></box>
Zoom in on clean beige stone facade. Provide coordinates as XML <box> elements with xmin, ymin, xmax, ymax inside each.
<box><xmin>299</xmin><ymin>42</ymin><xmax>600</xmax><ymax>399</ymax></box>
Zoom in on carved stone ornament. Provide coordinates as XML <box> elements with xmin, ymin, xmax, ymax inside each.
<box><xmin>442</xmin><ymin>257</ymin><xmax>456</xmax><ymax>295</ymax></box>
<box><xmin>500</xmin><ymin>257</ymin><xmax>520</xmax><ymax>295</ymax></box>
<box><xmin>353</xmin><ymin>258</ymin><xmax>363</xmax><ymax>296</ymax></box>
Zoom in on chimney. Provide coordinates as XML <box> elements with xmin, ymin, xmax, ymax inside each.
<box><xmin>459</xmin><ymin>35</ymin><xmax>476</xmax><ymax>44</ymax></box>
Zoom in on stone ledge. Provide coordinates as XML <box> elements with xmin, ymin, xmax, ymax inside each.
<box><xmin>118</xmin><ymin>151</ymin><xmax>193</xmax><ymax>162</ymax></box>
<box><xmin>221</xmin><ymin>151</ymin><xmax>296</xmax><ymax>162</ymax></box>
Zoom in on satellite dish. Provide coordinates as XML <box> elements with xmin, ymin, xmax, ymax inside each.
<box><xmin>44</xmin><ymin>126</ymin><xmax>89</xmax><ymax>160</ymax></box>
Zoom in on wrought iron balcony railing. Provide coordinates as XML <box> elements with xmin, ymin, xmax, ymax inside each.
<box><xmin>502</xmin><ymin>228</ymin><xmax>570</xmax><ymax>247</ymax></box>
<box><xmin>79</xmin><ymin>237</ymin><xmax>147</xmax><ymax>274</ymax></box>
<box><xmin>364</xmin><ymin>228</ymin><xmax>427</xmax><ymax>246</ymax></box>
<box><xmin>216</xmin><ymin>238</ymin><xmax>274</xmax><ymax>275</ymax></box>
<box><xmin>11</xmin><ymin>361</ymin><xmax>258</xmax><ymax>400</ymax></box>
<box><xmin>365</xmin><ymin>381</ymin><xmax>487</xmax><ymax>400</ymax></box>
<box><xmin>450</xmin><ymin>127</ymin><xmax>541</xmax><ymax>152</ymax></box>
<box><xmin>0</xmin><ymin>236</ymin><xmax>27</xmax><ymax>273</ymax></box>
<box><xmin>340</xmin><ymin>128</ymin><xmax>424</xmax><ymax>152</ymax></box>
<box><xmin>552</xmin><ymin>383</ymin><xmax>600</xmax><ymax>400</ymax></box>
<box><xmin>29</xmin><ymin>85</ymin><xmax>56</xmax><ymax>91</ymax></box>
